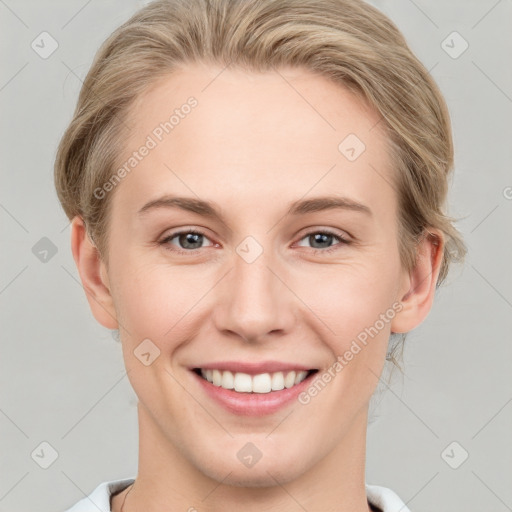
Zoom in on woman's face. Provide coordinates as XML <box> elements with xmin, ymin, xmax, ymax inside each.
<box><xmin>81</xmin><ymin>63</ymin><xmax>425</xmax><ymax>486</ymax></box>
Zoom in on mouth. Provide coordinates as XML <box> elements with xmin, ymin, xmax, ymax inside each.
<box><xmin>192</xmin><ymin>368</ymin><xmax>319</xmax><ymax>394</ymax></box>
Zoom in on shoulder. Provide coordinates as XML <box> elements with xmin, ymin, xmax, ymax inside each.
<box><xmin>63</xmin><ymin>477</ymin><xmax>135</xmax><ymax>512</ymax></box>
<box><xmin>366</xmin><ymin>483</ymin><xmax>411</xmax><ymax>512</ymax></box>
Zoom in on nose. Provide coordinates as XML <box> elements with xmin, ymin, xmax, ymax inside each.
<box><xmin>212</xmin><ymin>245</ymin><xmax>296</xmax><ymax>344</ymax></box>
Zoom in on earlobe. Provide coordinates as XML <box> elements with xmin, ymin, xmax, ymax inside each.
<box><xmin>70</xmin><ymin>216</ymin><xmax>119</xmax><ymax>329</ymax></box>
<box><xmin>390</xmin><ymin>229</ymin><xmax>444</xmax><ymax>334</ymax></box>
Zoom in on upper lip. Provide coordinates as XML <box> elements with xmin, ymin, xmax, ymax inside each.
<box><xmin>191</xmin><ymin>361</ymin><xmax>316</xmax><ymax>375</ymax></box>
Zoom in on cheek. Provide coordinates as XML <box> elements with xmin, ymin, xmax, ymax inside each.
<box><xmin>111</xmin><ymin>260</ymin><xmax>196</xmax><ymax>345</ymax></box>
<box><xmin>297</xmin><ymin>262</ymin><xmax>399</xmax><ymax>350</ymax></box>
<box><xmin>295</xmin><ymin>267</ymin><xmax>397</xmax><ymax>415</ymax></box>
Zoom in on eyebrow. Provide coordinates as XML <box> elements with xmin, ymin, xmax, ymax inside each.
<box><xmin>137</xmin><ymin>194</ymin><xmax>373</xmax><ymax>224</ymax></box>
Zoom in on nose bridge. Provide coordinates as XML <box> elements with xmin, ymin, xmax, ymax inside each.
<box><xmin>214</xmin><ymin>239</ymin><xmax>292</xmax><ymax>342</ymax></box>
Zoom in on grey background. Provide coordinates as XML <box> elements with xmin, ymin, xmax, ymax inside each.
<box><xmin>1</xmin><ymin>0</ymin><xmax>511</xmax><ymax>511</ymax></box>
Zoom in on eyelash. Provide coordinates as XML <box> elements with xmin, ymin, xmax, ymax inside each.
<box><xmin>158</xmin><ymin>228</ymin><xmax>351</xmax><ymax>255</ymax></box>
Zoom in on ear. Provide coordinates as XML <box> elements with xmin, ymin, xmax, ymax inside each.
<box><xmin>70</xmin><ymin>215</ymin><xmax>118</xmax><ymax>329</ymax></box>
<box><xmin>391</xmin><ymin>228</ymin><xmax>444</xmax><ymax>334</ymax></box>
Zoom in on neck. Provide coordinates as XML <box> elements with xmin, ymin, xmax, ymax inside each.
<box><xmin>114</xmin><ymin>403</ymin><xmax>373</xmax><ymax>512</ymax></box>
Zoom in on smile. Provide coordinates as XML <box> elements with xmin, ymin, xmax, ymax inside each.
<box><xmin>190</xmin><ymin>361</ymin><xmax>320</xmax><ymax>416</ymax></box>
<box><xmin>194</xmin><ymin>368</ymin><xmax>317</xmax><ymax>393</ymax></box>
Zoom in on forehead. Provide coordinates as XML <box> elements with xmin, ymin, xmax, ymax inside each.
<box><xmin>114</xmin><ymin>63</ymin><xmax>395</xmax><ymax>219</ymax></box>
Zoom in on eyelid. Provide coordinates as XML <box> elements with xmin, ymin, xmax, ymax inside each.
<box><xmin>294</xmin><ymin>228</ymin><xmax>351</xmax><ymax>253</ymax></box>
<box><xmin>159</xmin><ymin>227</ymin><xmax>215</xmax><ymax>252</ymax></box>
<box><xmin>296</xmin><ymin>226</ymin><xmax>352</xmax><ymax>243</ymax></box>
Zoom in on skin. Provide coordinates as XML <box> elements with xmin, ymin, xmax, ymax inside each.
<box><xmin>71</xmin><ymin>63</ymin><xmax>444</xmax><ymax>512</ymax></box>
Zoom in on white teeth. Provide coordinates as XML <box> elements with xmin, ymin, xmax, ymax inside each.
<box><xmin>212</xmin><ymin>369</ymin><xmax>222</xmax><ymax>386</ymax></box>
<box><xmin>271</xmin><ymin>372</ymin><xmax>285</xmax><ymax>391</ymax></box>
<box><xmin>295</xmin><ymin>371</ymin><xmax>308</xmax><ymax>384</ymax></box>
<box><xmin>252</xmin><ymin>373</ymin><xmax>272</xmax><ymax>393</ymax></box>
<box><xmin>199</xmin><ymin>368</ymin><xmax>310</xmax><ymax>393</ymax></box>
<box><xmin>221</xmin><ymin>370</ymin><xmax>234</xmax><ymax>389</ymax></box>
<box><xmin>284</xmin><ymin>371</ymin><xmax>296</xmax><ymax>388</ymax></box>
<box><xmin>234</xmin><ymin>372</ymin><xmax>252</xmax><ymax>392</ymax></box>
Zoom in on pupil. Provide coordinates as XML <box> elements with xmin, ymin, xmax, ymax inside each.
<box><xmin>311</xmin><ymin>233</ymin><xmax>331</xmax><ymax>248</ymax></box>
<box><xmin>181</xmin><ymin>233</ymin><xmax>202</xmax><ymax>249</ymax></box>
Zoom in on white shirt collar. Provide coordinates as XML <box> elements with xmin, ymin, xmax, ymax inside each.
<box><xmin>64</xmin><ymin>477</ymin><xmax>411</xmax><ymax>512</ymax></box>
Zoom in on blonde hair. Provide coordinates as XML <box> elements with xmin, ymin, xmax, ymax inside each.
<box><xmin>54</xmin><ymin>0</ymin><xmax>467</xmax><ymax>370</ymax></box>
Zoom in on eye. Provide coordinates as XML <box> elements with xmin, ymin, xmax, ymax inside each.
<box><xmin>159</xmin><ymin>229</ymin><xmax>215</xmax><ymax>254</ymax></box>
<box><xmin>158</xmin><ymin>228</ymin><xmax>351</xmax><ymax>255</ymax></box>
<box><xmin>295</xmin><ymin>230</ymin><xmax>351</xmax><ymax>253</ymax></box>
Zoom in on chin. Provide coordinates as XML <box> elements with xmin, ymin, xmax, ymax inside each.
<box><xmin>196</xmin><ymin>452</ymin><xmax>308</xmax><ymax>488</ymax></box>
<box><xmin>206</xmin><ymin>467</ymin><xmax>300</xmax><ymax>488</ymax></box>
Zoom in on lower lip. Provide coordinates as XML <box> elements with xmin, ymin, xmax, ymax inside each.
<box><xmin>191</xmin><ymin>370</ymin><xmax>316</xmax><ymax>416</ymax></box>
